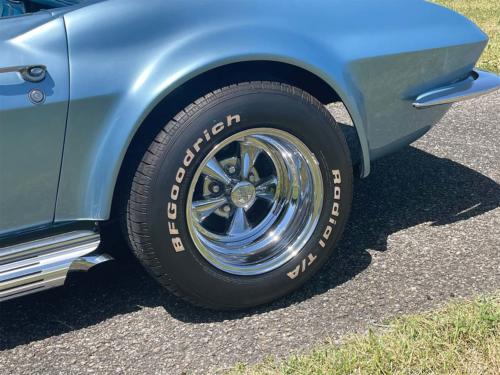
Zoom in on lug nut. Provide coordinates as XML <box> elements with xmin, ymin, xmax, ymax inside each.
<box><xmin>227</xmin><ymin>166</ymin><xmax>236</xmax><ymax>175</ymax></box>
<box><xmin>223</xmin><ymin>205</ymin><xmax>231</xmax><ymax>213</ymax></box>
<box><xmin>211</xmin><ymin>184</ymin><xmax>221</xmax><ymax>193</ymax></box>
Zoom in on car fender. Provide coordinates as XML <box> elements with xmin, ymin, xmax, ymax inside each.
<box><xmin>55</xmin><ymin>0</ymin><xmax>487</xmax><ymax>222</ymax></box>
<box><xmin>56</xmin><ymin>6</ymin><xmax>368</xmax><ymax>222</ymax></box>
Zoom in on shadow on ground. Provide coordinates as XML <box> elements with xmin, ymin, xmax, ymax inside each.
<box><xmin>1</xmin><ymin>145</ymin><xmax>499</xmax><ymax>350</ymax></box>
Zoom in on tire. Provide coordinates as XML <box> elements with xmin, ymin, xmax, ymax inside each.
<box><xmin>126</xmin><ymin>82</ymin><xmax>353</xmax><ymax>310</ymax></box>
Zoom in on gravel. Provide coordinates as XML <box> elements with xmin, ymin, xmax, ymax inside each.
<box><xmin>1</xmin><ymin>91</ymin><xmax>499</xmax><ymax>375</ymax></box>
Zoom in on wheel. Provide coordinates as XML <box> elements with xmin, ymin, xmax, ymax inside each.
<box><xmin>126</xmin><ymin>82</ymin><xmax>353</xmax><ymax>310</ymax></box>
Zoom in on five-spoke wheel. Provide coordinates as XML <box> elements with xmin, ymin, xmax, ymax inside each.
<box><xmin>187</xmin><ymin>128</ymin><xmax>324</xmax><ymax>275</ymax></box>
<box><xmin>126</xmin><ymin>82</ymin><xmax>352</xmax><ymax>309</ymax></box>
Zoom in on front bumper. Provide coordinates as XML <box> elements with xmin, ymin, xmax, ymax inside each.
<box><xmin>413</xmin><ymin>70</ymin><xmax>500</xmax><ymax>108</ymax></box>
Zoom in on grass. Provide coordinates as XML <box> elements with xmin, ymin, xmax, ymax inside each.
<box><xmin>229</xmin><ymin>296</ymin><xmax>500</xmax><ymax>375</ymax></box>
<box><xmin>435</xmin><ymin>0</ymin><xmax>500</xmax><ymax>73</ymax></box>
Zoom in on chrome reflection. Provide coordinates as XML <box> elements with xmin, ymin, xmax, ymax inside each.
<box><xmin>186</xmin><ymin>128</ymin><xmax>323</xmax><ymax>275</ymax></box>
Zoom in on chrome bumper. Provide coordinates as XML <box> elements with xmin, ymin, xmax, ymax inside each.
<box><xmin>0</xmin><ymin>230</ymin><xmax>111</xmax><ymax>302</ymax></box>
<box><xmin>413</xmin><ymin>70</ymin><xmax>500</xmax><ymax>108</ymax></box>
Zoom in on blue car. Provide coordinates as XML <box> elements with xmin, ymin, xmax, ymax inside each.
<box><xmin>1</xmin><ymin>0</ymin><xmax>499</xmax><ymax>309</ymax></box>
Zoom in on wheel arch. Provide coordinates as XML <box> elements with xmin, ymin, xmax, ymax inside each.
<box><xmin>110</xmin><ymin>60</ymin><xmax>367</xmax><ymax>219</ymax></box>
<box><xmin>56</xmin><ymin>54</ymin><xmax>370</xmax><ymax>224</ymax></box>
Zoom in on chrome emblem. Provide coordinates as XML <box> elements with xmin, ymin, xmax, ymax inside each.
<box><xmin>230</xmin><ymin>182</ymin><xmax>256</xmax><ymax>208</ymax></box>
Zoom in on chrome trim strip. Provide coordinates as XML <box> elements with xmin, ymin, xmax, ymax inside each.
<box><xmin>0</xmin><ymin>230</ymin><xmax>105</xmax><ymax>302</ymax></box>
<box><xmin>70</xmin><ymin>254</ymin><xmax>113</xmax><ymax>272</ymax></box>
<box><xmin>413</xmin><ymin>70</ymin><xmax>500</xmax><ymax>108</ymax></box>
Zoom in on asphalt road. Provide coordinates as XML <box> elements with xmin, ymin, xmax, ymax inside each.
<box><xmin>1</xmin><ymin>92</ymin><xmax>499</xmax><ymax>374</ymax></box>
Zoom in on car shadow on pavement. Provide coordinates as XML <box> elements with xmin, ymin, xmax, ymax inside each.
<box><xmin>1</xmin><ymin>144</ymin><xmax>499</xmax><ymax>350</ymax></box>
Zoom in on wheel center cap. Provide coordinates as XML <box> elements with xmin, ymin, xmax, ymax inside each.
<box><xmin>230</xmin><ymin>182</ymin><xmax>256</xmax><ymax>208</ymax></box>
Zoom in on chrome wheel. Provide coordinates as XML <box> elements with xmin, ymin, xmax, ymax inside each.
<box><xmin>186</xmin><ymin>128</ymin><xmax>324</xmax><ymax>275</ymax></box>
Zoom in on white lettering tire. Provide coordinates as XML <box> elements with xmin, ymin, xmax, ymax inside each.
<box><xmin>126</xmin><ymin>82</ymin><xmax>353</xmax><ymax>310</ymax></box>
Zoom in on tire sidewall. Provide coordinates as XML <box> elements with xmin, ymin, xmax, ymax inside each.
<box><xmin>146</xmin><ymin>88</ymin><xmax>352</xmax><ymax>308</ymax></box>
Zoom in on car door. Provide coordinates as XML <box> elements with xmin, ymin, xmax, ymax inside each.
<box><xmin>0</xmin><ymin>12</ymin><xmax>69</xmax><ymax>235</ymax></box>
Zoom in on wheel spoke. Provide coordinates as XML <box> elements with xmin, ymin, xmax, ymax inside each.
<box><xmin>202</xmin><ymin>158</ymin><xmax>232</xmax><ymax>185</ymax></box>
<box><xmin>192</xmin><ymin>196</ymin><xmax>228</xmax><ymax>222</ymax></box>
<box><xmin>239</xmin><ymin>141</ymin><xmax>262</xmax><ymax>179</ymax></box>
<box><xmin>227</xmin><ymin>207</ymin><xmax>250</xmax><ymax>235</ymax></box>
<box><xmin>186</xmin><ymin>128</ymin><xmax>325</xmax><ymax>276</ymax></box>
<box><xmin>255</xmin><ymin>175</ymin><xmax>277</xmax><ymax>202</ymax></box>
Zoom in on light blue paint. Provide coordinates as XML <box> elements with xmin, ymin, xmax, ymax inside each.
<box><xmin>0</xmin><ymin>13</ymin><xmax>69</xmax><ymax>235</ymax></box>
<box><xmin>0</xmin><ymin>0</ymin><xmax>494</xmax><ymax>234</ymax></box>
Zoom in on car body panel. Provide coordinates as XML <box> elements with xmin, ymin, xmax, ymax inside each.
<box><xmin>0</xmin><ymin>0</ymin><xmax>493</xmax><ymax>233</ymax></box>
<box><xmin>0</xmin><ymin>13</ymin><xmax>69</xmax><ymax>235</ymax></box>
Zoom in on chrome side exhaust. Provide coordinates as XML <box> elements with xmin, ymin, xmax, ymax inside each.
<box><xmin>0</xmin><ymin>230</ymin><xmax>111</xmax><ymax>302</ymax></box>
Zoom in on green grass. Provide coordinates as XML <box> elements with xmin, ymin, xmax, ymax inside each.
<box><xmin>229</xmin><ymin>296</ymin><xmax>500</xmax><ymax>375</ymax></box>
<box><xmin>435</xmin><ymin>0</ymin><xmax>500</xmax><ymax>73</ymax></box>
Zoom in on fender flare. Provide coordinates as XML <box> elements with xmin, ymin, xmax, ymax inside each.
<box><xmin>56</xmin><ymin>22</ymin><xmax>370</xmax><ymax>222</ymax></box>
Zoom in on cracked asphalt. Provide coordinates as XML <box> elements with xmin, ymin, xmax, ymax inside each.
<box><xmin>1</xmin><ymin>92</ymin><xmax>499</xmax><ymax>374</ymax></box>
